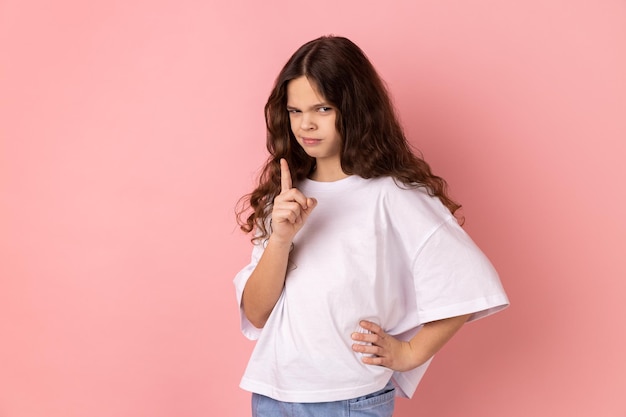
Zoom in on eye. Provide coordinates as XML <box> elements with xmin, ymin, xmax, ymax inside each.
<box><xmin>318</xmin><ymin>107</ymin><xmax>333</xmax><ymax>113</ymax></box>
<box><xmin>287</xmin><ymin>108</ymin><xmax>300</xmax><ymax>114</ymax></box>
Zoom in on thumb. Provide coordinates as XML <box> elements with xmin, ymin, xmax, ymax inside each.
<box><xmin>305</xmin><ymin>197</ymin><xmax>317</xmax><ymax>212</ymax></box>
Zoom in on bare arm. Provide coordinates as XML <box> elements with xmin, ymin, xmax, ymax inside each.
<box><xmin>242</xmin><ymin>159</ymin><xmax>317</xmax><ymax>328</ymax></box>
<box><xmin>241</xmin><ymin>236</ymin><xmax>292</xmax><ymax>328</ymax></box>
<box><xmin>352</xmin><ymin>314</ymin><xmax>472</xmax><ymax>372</ymax></box>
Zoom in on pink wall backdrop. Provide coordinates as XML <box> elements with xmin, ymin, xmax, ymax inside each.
<box><xmin>1</xmin><ymin>0</ymin><xmax>625</xmax><ymax>416</ymax></box>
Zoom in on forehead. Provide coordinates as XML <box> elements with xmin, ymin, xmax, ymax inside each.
<box><xmin>286</xmin><ymin>76</ymin><xmax>326</xmax><ymax>106</ymax></box>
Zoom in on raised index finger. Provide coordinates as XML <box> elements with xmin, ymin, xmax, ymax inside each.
<box><xmin>280</xmin><ymin>158</ymin><xmax>292</xmax><ymax>193</ymax></box>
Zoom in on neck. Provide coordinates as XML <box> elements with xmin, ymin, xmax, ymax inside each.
<box><xmin>310</xmin><ymin>159</ymin><xmax>348</xmax><ymax>182</ymax></box>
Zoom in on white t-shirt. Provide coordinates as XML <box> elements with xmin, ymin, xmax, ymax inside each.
<box><xmin>234</xmin><ymin>175</ymin><xmax>509</xmax><ymax>402</ymax></box>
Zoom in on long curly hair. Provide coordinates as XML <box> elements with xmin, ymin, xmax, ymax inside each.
<box><xmin>238</xmin><ymin>35</ymin><xmax>462</xmax><ymax>241</ymax></box>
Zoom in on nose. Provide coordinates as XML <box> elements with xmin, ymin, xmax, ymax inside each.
<box><xmin>300</xmin><ymin>113</ymin><xmax>316</xmax><ymax>131</ymax></box>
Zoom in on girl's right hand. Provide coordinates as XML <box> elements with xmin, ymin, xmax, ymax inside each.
<box><xmin>270</xmin><ymin>159</ymin><xmax>317</xmax><ymax>244</ymax></box>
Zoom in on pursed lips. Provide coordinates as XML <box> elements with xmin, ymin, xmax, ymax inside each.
<box><xmin>301</xmin><ymin>137</ymin><xmax>322</xmax><ymax>145</ymax></box>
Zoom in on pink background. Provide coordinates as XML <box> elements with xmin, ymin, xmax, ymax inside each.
<box><xmin>1</xmin><ymin>0</ymin><xmax>625</xmax><ymax>416</ymax></box>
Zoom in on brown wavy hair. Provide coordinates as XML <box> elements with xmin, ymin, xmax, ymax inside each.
<box><xmin>238</xmin><ymin>35</ymin><xmax>462</xmax><ymax>241</ymax></box>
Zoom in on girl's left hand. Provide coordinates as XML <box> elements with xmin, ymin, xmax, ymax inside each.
<box><xmin>351</xmin><ymin>314</ymin><xmax>471</xmax><ymax>372</ymax></box>
<box><xmin>351</xmin><ymin>320</ymin><xmax>417</xmax><ymax>372</ymax></box>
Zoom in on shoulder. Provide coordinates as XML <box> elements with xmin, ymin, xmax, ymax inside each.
<box><xmin>364</xmin><ymin>177</ymin><xmax>458</xmax><ymax>256</ymax></box>
<box><xmin>375</xmin><ymin>177</ymin><xmax>452</xmax><ymax>221</ymax></box>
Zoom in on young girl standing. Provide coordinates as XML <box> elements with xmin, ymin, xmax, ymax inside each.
<box><xmin>234</xmin><ymin>35</ymin><xmax>508</xmax><ymax>417</ymax></box>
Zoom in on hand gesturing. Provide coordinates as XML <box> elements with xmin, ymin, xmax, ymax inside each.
<box><xmin>351</xmin><ymin>320</ymin><xmax>416</xmax><ymax>372</ymax></box>
<box><xmin>270</xmin><ymin>159</ymin><xmax>317</xmax><ymax>244</ymax></box>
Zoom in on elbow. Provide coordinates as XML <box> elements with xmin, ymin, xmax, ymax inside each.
<box><xmin>244</xmin><ymin>308</ymin><xmax>268</xmax><ymax>329</ymax></box>
<box><xmin>241</xmin><ymin>290</ymin><xmax>272</xmax><ymax>328</ymax></box>
<box><xmin>248</xmin><ymin>317</ymin><xmax>267</xmax><ymax>329</ymax></box>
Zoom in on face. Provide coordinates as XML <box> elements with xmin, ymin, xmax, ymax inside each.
<box><xmin>286</xmin><ymin>76</ymin><xmax>342</xmax><ymax>171</ymax></box>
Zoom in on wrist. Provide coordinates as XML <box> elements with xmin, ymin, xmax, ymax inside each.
<box><xmin>406</xmin><ymin>340</ymin><xmax>430</xmax><ymax>369</ymax></box>
<box><xmin>267</xmin><ymin>234</ymin><xmax>294</xmax><ymax>250</ymax></box>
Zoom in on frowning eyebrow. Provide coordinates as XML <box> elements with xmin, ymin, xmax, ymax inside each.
<box><xmin>286</xmin><ymin>103</ymin><xmax>331</xmax><ymax>111</ymax></box>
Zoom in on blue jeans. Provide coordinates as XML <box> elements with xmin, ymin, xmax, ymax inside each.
<box><xmin>251</xmin><ymin>381</ymin><xmax>396</xmax><ymax>417</ymax></box>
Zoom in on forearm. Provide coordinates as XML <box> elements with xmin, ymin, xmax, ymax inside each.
<box><xmin>241</xmin><ymin>235</ymin><xmax>292</xmax><ymax>328</ymax></box>
<box><xmin>406</xmin><ymin>313</ymin><xmax>472</xmax><ymax>368</ymax></box>
<box><xmin>352</xmin><ymin>313</ymin><xmax>472</xmax><ymax>372</ymax></box>
<box><xmin>243</xmin><ymin>159</ymin><xmax>318</xmax><ymax>328</ymax></box>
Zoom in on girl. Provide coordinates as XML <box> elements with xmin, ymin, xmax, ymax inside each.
<box><xmin>234</xmin><ymin>35</ymin><xmax>508</xmax><ymax>417</ymax></box>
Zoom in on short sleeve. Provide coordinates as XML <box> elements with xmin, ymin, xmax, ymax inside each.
<box><xmin>233</xmin><ymin>238</ymin><xmax>266</xmax><ymax>340</ymax></box>
<box><xmin>412</xmin><ymin>218</ymin><xmax>509</xmax><ymax>325</ymax></box>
